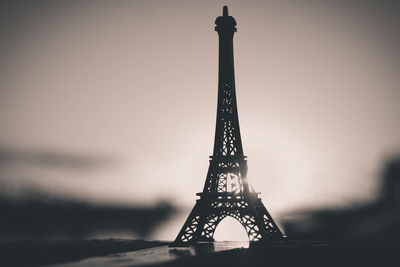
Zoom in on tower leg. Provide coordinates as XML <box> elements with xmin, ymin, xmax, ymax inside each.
<box><xmin>253</xmin><ymin>199</ymin><xmax>284</xmax><ymax>240</ymax></box>
<box><xmin>171</xmin><ymin>201</ymin><xmax>213</xmax><ymax>247</ymax></box>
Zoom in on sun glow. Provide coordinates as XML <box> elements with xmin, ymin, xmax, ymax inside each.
<box><xmin>213</xmin><ymin>216</ymin><xmax>249</xmax><ymax>241</ymax></box>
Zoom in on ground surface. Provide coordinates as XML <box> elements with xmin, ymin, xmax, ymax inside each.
<box><xmin>156</xmin><ymin>240</ymin><xmax>400</xmax><ymax>267</ymax></box>
<box><xmin>2</xmin><ymin>240</ymin><xmax>400</xmax><ymax>267</ymax></box>
<box><xmin>0</xmin><ymin>239</ymin><xmax>167</xmax><ymax>267</ymax></box>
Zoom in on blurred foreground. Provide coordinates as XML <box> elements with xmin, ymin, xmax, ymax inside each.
<box><xmin>154</xmin><ymin>240</ymin><xmax>400</xmax><ymax>267</ymax></box>
<box><xmin>0</xmin><ymin>239</ymin><xmax>167</xmax><ymax>267</ymax></box>
<box><xmin>2</xmin><ymin>240</ymin><xmax>399</xmax><ymax>267</ymax></box>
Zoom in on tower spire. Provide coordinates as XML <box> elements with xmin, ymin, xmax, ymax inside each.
<box><xmin>214</xmin><ymin>5</ymin><xmax>241</xmax><ymax>157</ymax></box>
<box><xmin>223</xmin><ymin>5</ymin><xmax>228</xmax><ymax>16</ymax></box>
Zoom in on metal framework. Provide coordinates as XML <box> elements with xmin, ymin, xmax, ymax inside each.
<box><xmin>172</xmin><ymin>6</ymin><xmax>283</xmax><ymax>246</ymax></box>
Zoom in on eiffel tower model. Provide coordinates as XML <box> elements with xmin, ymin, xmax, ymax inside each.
<box><xmin>172</xmin><ymin>6</ymin><xmax>284</xmax><ymax>246</ymax></box>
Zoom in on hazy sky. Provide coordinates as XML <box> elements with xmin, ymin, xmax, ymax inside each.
<box><xmin>1</xmin><ymin>1</ymin><xmax>400</xmax><ymax>218</ymax></box>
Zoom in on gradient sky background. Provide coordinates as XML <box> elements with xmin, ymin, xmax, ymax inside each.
<box><xmin>1</xmin><ymin>0</ymin><xmax>400</xmax><ymax>239</ymax></box>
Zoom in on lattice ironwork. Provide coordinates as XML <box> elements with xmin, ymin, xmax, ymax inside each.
<box><xmin>171</xmin><ymin>6</ymin><xmax>284</xmax><ymax>247</ymax></box>
<box><xmin>173</xmin><ymin>193</ymin><xmax>283</xmax><ymax>245</ymax></box>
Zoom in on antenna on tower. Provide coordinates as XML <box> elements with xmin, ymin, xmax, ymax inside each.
<box><xmin>223</xmin><ymin>6</ymin><xmax>228</xmax><ymax>16</ymax></box>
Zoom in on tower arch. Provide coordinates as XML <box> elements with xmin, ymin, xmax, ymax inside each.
<box><xmin>213</xmin><ymin>215</ymin><xmax>249</xmax><ymax>241</ymax></box>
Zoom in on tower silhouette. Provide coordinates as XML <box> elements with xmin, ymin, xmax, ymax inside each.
<box><xmin>172</xmin><ymin>6</ymin><xmax>283</xmax><ymax>246</ymax></box>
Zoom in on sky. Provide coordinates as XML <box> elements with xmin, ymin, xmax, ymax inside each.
<box><xmin>1</xmin><ymin>0</ymin><xmax>400</xmax><ymax>226</ymax></box>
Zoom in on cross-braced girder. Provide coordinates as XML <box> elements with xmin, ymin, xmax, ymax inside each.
<box><xmin>202</xmin><ymin>156</ymin><xmax>248</xmax><ymax>194</ymax></box>
<box><xmin>214</xmin><ymin>82</ymin><xmax>243</xmax><ymax>157</ymax></box>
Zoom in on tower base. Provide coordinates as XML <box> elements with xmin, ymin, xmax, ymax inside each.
<box><xmin>171</xmin><ymin>193</ymin><xmax>283</xmax><ymax>247</ymax></box>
